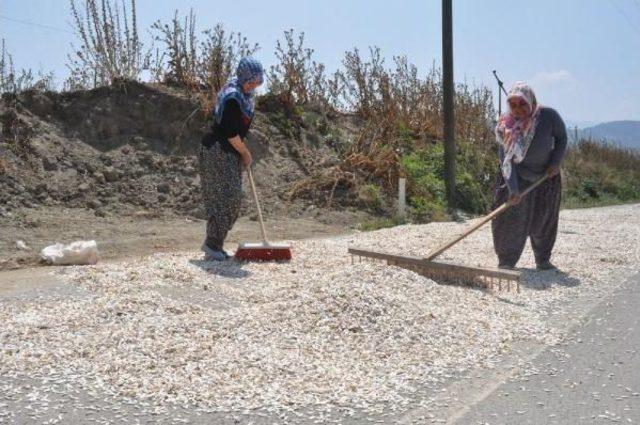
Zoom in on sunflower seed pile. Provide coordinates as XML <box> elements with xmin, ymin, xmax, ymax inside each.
<box><xmin>1</xmin><ymin>204</ymin><xmax>638</xmax><ymax>417</ymax></box>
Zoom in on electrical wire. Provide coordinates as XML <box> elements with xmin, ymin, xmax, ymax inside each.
<box><xmin>608</xmin><ymin>0</ymin><xmax>640</xmax><ymax>38</ymax></box>
<box><xmin>0</xmin><ymin>15</ymin><xmax>74</xmax><ymax>35</ymax></box>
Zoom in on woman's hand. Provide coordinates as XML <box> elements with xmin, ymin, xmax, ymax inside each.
<box><xmin>228</xmin><ymin>136</ymin><xmax>252</xmax><ymax>169</ymax></box>
<box><xmin>240</xmin><ymin>151</ymin><xmax>253</xmax><ymax>169</ymax></box>
<box><xmin>503</xmin><ymin>129</ymin><xmax>513</xmax><ymax>147</ymax></box>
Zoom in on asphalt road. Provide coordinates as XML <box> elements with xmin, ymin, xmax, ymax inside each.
<box><xmin>456</xmin><ymin>272</ymin><xmax>640</xmax><ymax>425</ymax></box>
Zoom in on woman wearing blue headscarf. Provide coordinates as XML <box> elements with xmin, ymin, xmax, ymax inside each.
<box><xmin>199</xmin><ymin>57</ymin><xmax>265</xmax><ymax>260</ymax></box>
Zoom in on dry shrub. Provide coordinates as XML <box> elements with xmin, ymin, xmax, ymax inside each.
<box><xmin>569</xmin><ymin>139</ymin><xmax>640</xmax><ymax>170</ymax></box>
<box><xmin>563</xmin><ymin>138</ymin><xmax>640</xmax><ymax>204</ymax></box>
<box><xmin>151</xmin><ymin>13</ymin><xmax>259</xmax><ymax>115</ymax></box>
<box><xmin>286</xmin><ymin>121</ymin><xmax>399</xmax><ymax>207</ymax></box>
<box><xmin>195</xmin><ymin>24</ymin><xmax>259</xmax><ymax>116</ymax></box>
<box><xmin>1</xmin><ymin>114</ymin><xmax>37</xmax><ymax>167</ymax></box>
<box><xmin>338</xmin><ymin>49</ymin><xmax>495</xmax><ymax>147</ymax></box>
<box><xmin>66</xmin><ymin>0</ymin><xmax>149</xmax><ymax>90</ymax></box>
<box><xmin>200</xmin><ymin>25</ymin><xmax>259</xmax><ymax>95</ymax></box>
<box><xmin>1</xmin><ymin>39</ymin><xmax>54</xmax><ymax>94</ymax></box>
<box><xmin>151</xmin><ymin>10</ymin><xmax>198</xmax><ymax>87</ymax></box>
<box><xmin>269</xmin><ymin>29</ymin><xmax>340</xmax><ymax>110</ymax></box>
<box><xmin>285</xmin><ymin>45</ymin><xmax>497</xmax><ymax>210</ymax></box>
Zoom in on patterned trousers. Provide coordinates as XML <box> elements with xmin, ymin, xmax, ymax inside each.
<box><xmin>198</xmin><ymin>141</ymin><xmax>242</xmax><ymax>251</ymax></box>
<box><xmin>491</xmin><ymin>172</ymin><xmax>562</xmax><ymax>267</ymax></box>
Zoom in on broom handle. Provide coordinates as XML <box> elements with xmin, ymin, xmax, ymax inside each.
<box><xmin>247</xmin><ymin>167</ymin><xmax>269</xmax><ymax>244</ymax></box>
<box><xmin>424</xmin><ymin>175</ymin><xmax>548</xmax><ymax>261</ymax></box>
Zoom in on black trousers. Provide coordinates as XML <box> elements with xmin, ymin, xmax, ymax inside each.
<box><xmin>491</xmin><ymin>172</ymin><xmax>562</xmax><ymax>267</ymax></box>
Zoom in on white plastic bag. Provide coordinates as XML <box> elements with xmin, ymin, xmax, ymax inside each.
<box><xmin>40</xmin><ymin>240</ymin><xmax>99</xmax><ymax>265</ymax></box>
<box><xmin>16</xmin><ymin>240</ymin><xmax>30</xmax><ymax>251</ymax></box>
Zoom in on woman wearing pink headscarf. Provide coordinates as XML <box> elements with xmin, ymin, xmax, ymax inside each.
<box><xmin>492</xmin><ymin>82</ymin><xmax>567</xmax><ymax>270</ymax></box>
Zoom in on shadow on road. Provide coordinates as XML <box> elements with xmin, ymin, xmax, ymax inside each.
<box><xmin>189</xmin><ymin>258</ymin><xmax>250</xmax><ymax>279</ymax></box>
<box><xmin>520</xmin><ymin>268</ymin><xmax>582</xmax><ymax>290</ymax></box>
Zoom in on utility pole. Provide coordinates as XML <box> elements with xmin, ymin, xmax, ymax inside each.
<box><xmin>442</xmin><ymin>0</ymin><xmax>456</xmax><ymax>209</ymax></box>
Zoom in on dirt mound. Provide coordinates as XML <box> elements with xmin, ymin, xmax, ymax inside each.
<box><xmin>0</xmin><ymin>81</ymin><xmax>348</xmax><ymax>221</ymax></box>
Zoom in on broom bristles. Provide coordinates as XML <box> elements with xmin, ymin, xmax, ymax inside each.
<box><xmin>234</xmin><ymin>243</ymin><xmax>292</xmax><ymax>261</ymax></box>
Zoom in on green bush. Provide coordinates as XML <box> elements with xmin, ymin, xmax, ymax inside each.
<box><xmin>408</xmin><ymin>196</ymin><xmax>447</xmax><ymax>222</ymax></box>
<box><xmin>268</xmin><ymin>111</ymin><xmax>301</xmax><ymax>140</ymax></box>
<box><xmin>357</xmin><ymin>184</ymin><xmax>386</xmax><ymax>212</ymax></box>
<box><xmin>401</xmin><ymin>146</ymin><xmax>445</xmax><ymax>204</ymax></box>
<box><xmin>455</xmin><ymin>169</ymin><xmax>489</xmax><ymax>213</ymax></box>
<box><xmin>359</xmin><ymin>215</ymin><xmax>407</xmax><ymax>231</ymax></box>
<box><xmin>562</xmin><ymin>140</ymin><xmax>640</xmax><ymax>207</ymax></box>
<box><xmin>400</xmin><ymin>141</ymin><xmax>495</xmax><ymax>221</ymax></box>
<box><xmin>616</xmin><ymin>181</ymin><xmax>640</xmax><ymax>201</ymax></box>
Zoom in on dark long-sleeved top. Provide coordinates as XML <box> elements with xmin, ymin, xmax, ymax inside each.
<box><xmin>499</xmin><ymin>106</ymin><xmax>567</xmax><ymax>193</ymax></box>
<box><xmin>201</xmin><ymin>99</ymin><xmax>252</xmax><ymax>153</ymax></box>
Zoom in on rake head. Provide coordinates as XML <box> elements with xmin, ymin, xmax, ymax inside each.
<box><xmin>348</xmin><ymin>248</ymin><xmax>521</xmax><ymax>293</ymax></box>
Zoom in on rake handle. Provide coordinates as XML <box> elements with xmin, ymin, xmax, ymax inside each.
<box><xmin>247</xmin><ymin>167</ymin><xmax>269</xmax><ymax>244</ymax></box>
<box><xmin>424</xmin><ymin>175</ymin><xmax>548</xmax><ymax>261</ymax></box>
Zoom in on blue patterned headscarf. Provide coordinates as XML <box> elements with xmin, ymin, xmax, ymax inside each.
<box><xmin>213</xmin><ymin>57</ymin><xmax>264</xmax><ymax>124</ymax></box>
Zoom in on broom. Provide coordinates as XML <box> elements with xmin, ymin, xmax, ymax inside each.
<box><xmin>234</xmin><ymin>167</ymin><xmax>292</xmax><ymax>261</ymax></box>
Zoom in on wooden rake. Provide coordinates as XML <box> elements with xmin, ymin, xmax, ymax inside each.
<box><xmin>349</xmin><ymin>176</ymin><xmax>548</xmax><ymax>292</ymax></box>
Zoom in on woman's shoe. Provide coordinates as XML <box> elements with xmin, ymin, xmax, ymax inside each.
<box><xmin>536</xmin><ymin>261</ymin><xmax>557</xmax><ymax>270</ymax></box>
<box><xmin>201</xmin><ymin>244</ymin><xmax>227</xmax><ymax>261</ymax></box>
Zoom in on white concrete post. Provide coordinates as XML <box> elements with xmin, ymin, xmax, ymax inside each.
<box><xmin>398</xmin><ymin>178</ymin><xmax>406</xmax><ymax>218</ymax></box>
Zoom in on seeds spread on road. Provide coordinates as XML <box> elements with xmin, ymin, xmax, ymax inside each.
<box><xmin>1</xmin><ymin>204</ymin><xmax>638</xmax><ymax>417</ymax></box>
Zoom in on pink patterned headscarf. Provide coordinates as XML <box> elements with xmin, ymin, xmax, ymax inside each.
<box><xmin>495</xmin><ymin>82</ymin><xmax>541</xmax><ymax>181</ymax></box>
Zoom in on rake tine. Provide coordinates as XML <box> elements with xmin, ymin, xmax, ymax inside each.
<box><xmin>348</xmin><ymin>248</ymin><xmax>522</xmax><ymax>293</ymax></box>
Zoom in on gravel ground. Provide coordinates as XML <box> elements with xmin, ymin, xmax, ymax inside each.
<box><xmin>1</xmin><ymin>203</ymin><xmax>638</xmax><ymax>423</ymax></box>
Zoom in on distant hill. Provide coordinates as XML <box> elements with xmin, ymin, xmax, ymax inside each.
<box><xmin>574</xmin><ymin>121</ymin><xmax>640</xmax><ymax>150</ymax></box>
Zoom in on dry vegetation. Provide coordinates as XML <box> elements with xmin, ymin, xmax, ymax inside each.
<box><xmin>563</xmin><ymin>139</ymin><xmax>640</xmax><ymax>207</ymax></box>
<box><xmin>1</xmin><ymin>1</ymin><xmax>639</xmax><ymax>221</ymax></box>
<box><xmin>66</xmin><ymin>0</ymin><xmax>148</xmax><ymax>90</ymax></box>
<box><xmin>0</xmin><ymin>39</ymin><xmax>54</xmax><ymax>93</ymax></box>
<box><xmin>150</xmin><ymin>11</ymin><xmax>259</xmax><ymax>114</ymax></box>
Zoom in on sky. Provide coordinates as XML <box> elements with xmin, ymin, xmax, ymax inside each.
<box><xmin>1</xmin><ymin>0</ymin><xmax>639</xmax><ymax>125</ymax></box>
